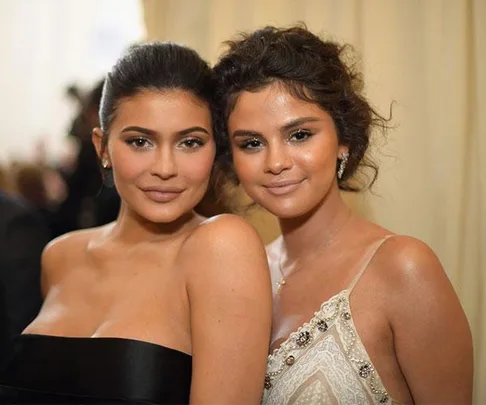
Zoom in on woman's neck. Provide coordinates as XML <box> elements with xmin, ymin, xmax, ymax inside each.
<box><xmin>108</xmin><ymin>203</ymin><xmax>201</xmax><ymax>245</ymax></box>
<box><xmin>279</xmin><ymin>185</ymin><xmax>352</xmax><ymax>263</ymax></box>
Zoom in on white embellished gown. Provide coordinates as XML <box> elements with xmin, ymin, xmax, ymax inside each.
<box><xmin>262</xmin><ymin>236</ymin><xmax>404</xmax><ymax>405</ymax></box>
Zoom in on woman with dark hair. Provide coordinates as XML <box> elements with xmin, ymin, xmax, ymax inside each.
<box><xmin>214</xmin><ymin>26</ymin><xmax>473</xmax><ymax>405</ymax></box>
<box><xmin>0</xmin><ymin>42</ymin><xmax>272</xmax><ymax>404</ymax></box>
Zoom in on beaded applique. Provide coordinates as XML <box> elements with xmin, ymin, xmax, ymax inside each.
<box><xmin>264</xmin><ymin>290</ymin><xmax>390</xmax><ymax>404</ymax></box>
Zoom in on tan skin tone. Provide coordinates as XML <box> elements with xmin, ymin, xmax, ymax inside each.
<box><xmin>227</xmin><ymin>82</ymin><xmax>473</xmax><ymax>404</ymax></box>
<box><xmin>24</xmin><ymin>89</ymin><xmax>273</xmax><ymax>405</ymax></box>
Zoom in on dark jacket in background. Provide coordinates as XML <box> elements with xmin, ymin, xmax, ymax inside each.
<box><xmin>0</xmin><ymin>191</ymin><xmax>50</xmax><ymax>370</ymax></box>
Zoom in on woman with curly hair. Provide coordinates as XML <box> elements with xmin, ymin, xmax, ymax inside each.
<box><xmin>214</xmin><ymin>25</ymin><xmax>473</xmax><ymax>405</ymax></box>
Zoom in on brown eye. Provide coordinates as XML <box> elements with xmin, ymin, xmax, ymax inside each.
<box><xmin>125</xmin><ymin>137</ymin><xmax>152</xmax><ymax>149</ymax></box>
<box><xmin>289</xmin><ymin>129</ymin><xmax>312</xmax><ymax>142</ymax></box>
<box><xmin>239</xmin><ymin>138</ymin><xmax>264</xmax><ymax>150</ymax></box>
<box><xmin>180</xmin><ymin>138</ymin><xmax>204</xmax><ymax>149</ymax></box>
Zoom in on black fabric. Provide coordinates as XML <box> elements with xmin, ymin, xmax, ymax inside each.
<box><xmin>0</xmin><ymin>334</ymin><xmax>192</xmax><ymax>404</ymax></box>
<box><xmin>0</xmin><ymin>192</ymin><xmax>49</xmax><ymax>371</ymax></box>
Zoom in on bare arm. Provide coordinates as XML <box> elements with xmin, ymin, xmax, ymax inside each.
<box><xmin>386</xmin><ymin>237</ymin><xmax>473</xmax><ymax>404</ymax></box>
<box><xmin>184</xmin><ymin>215</ymin><xmax>272</xmax><ymax>405</ymax></box>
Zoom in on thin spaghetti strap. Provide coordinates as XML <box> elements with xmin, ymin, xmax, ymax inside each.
<box><xmin>348</xmin><ymin>235</ymin><xmax>395</xmax><ymax>293</ymax></box>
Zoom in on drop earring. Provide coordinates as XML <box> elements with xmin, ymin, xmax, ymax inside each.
<box><xmin>102</xmin><ymin>159</ymin><xmax>110</xmax><ymax>169</ymax></box>
<box><xmin>337</xmin><ymin>152</ymin><xmax>349</xmax><ymax>180</ymax></box>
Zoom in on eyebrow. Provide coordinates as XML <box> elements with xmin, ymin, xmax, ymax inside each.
<box><xmin>232</xmin><ymin>116</ymin><xmax>321</xmax><ymax>138</ymax></box>
<box><xmin>176</xmin><ymin>126</ymin><xmax>210</xmax><ymax>136</ymax></box>
<box><xmin>121</xmin><ymin>126</ymin><xmax>210</xmax><ymax>136</ymax></box>
<box><xmin>232</xmin><ymin>129</ymin><xmax>262</xmax><ymax>138</ymax></box>
<box><xmin>280</xmin><ymin>116</ymin><xmax>321</xmax><ymax>132</ymax></box>
<box><xmin>121</xmin><ymin>126</ymin><xmax>156</xmax><ymax>135</ymax></box>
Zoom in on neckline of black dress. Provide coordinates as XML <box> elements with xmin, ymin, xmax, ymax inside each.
<box><xmin>19</xmin><ymin>332</ymin><xmax>192</xmax><ymax>357</ymax></box>
<box><xmin>0</xmin><ymin>332</ymin><xmax>193</xmax><ymax>404</ymax></box>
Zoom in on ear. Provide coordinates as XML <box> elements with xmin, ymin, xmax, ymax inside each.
<box><xmin>92</xmin><ymin>128</ymin><xmax>110</xmax><ymax>168</ymax></box>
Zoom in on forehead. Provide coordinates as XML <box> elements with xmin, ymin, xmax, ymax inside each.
<box><xmin>228</xmin><ymin>83</ymin><xmax>328</xmax><ymax>128</ymax></box>
<box><xmin>112</xmin><ymin>89</ymin><xmax>212</xmax><ymax>130</ymax></box>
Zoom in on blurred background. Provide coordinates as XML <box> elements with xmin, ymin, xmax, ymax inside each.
<box><xmin>0</xmin><ymin>0</ymin><xmax>484</xmax><ymax>402</ymax></box>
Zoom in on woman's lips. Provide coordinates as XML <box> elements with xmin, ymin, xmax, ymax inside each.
<box><xmin>140</xmin><ymin>187</ymin><xmax>184</xmax><ymax>202</ymax></box>
<box><xmin>264</xmin><ymin>179</ymin><xmax>304</xmax><ymax>196</ymax></box>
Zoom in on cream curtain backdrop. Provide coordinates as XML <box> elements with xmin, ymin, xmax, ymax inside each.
<box><xmin>142</xmin><ymin>0</ymin><xmax>485</xmax><ymax>402</ymax></box>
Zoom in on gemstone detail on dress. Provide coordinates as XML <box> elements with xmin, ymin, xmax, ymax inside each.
<box><xmin>359</xmin><ymin>362</ymin><xmax>373</xmax><ymax>378</ymax></box>
<box><xmin>296</xmin><ymin>331</ymin><xmax>311</xmax><ymax>347</ymax></box>
<box><xmin>317</xmin><ymin>320</ymin><xmax>328</xmax><ymax>332</ymax></box>
<box><xmin>379</xmin><ymin>393</ymin><xmax>389</xmax><ymax>403</ymax></box>
<box><xmin>263</xmin><ymin>291</ymin><xmax>390</xmax><ymax>403</ymax></box>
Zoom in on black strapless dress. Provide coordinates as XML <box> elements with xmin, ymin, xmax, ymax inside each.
<box><xmin>0</xmin><ymin>334</ymin><xmax>192</xmax><ymax>404</ymax></box>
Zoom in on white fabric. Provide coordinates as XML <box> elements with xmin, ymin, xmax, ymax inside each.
<box><xmin>263</xmin><ymin>291</ymin><xmax>398</xmax><ymax>405</ymax></box>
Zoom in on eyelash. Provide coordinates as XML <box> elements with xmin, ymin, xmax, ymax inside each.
<box><xmin>238</xmin><ymin>138</ymin><xmax>264</xmax><ymax>150</ymax></box>
<box><xmin>237</xmin><ymin>129</ymin><xmax>313</xmax><ymax>150</ymax></box>
<box><xmin>179</xmin><ymin>137</ymin><xmax>204</xmax><ymax>149</ymax></box>
<box><xmin>125</xmin><ymin>137</ymin><xmax>205</xmax><ymax>151</ymax></box>
<box><xmin>126</xmin><ymin>137</ymin><xmax>152</xmax><ymax>149</ymax></box>
<box><xmin>289</xmin><ymin>129</ymin><xmax>312</xmax><ymax>142</ymax></box>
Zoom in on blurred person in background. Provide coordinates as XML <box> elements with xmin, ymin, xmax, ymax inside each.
<box><xmin>0</xmin><ymin>165</ymin><xmax>16</xmax><ymax>195</ymax></box>
<box><xmin>0</xmin><ymin>190</ymin><xmax>50</xmax><ymax>371</ymax></box>
<box><xmin>13</xmin><ymin>163</ymin><xmax>65</xmax><ymax>236</ymax></box>
<box><xmin>52</xmin><ymin>80</ymin><xmax>120</xmax><ymax>237</ymax></box>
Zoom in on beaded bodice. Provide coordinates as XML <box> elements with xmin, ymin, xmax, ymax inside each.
<box><xmin>263</xmin><ymin>236</ymin><xmax>404</xmax><ymax>405</ymax></box>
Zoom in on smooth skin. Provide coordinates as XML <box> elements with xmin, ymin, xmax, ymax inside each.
<box><xmin>227</xmin><ymin>82</ymin><xmax>473</xmax><ymax>404</ymax></box>
<box><xmin>24</xmin><ymin>89</ymin><xmax>272</xmax><ymax>405</ymax></box>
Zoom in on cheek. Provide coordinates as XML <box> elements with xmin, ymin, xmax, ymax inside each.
<box><xmin>297</xmin><ymin>143</ymin><xmax>337</xmax><ymax>176</ymax></box>
<box><xmin>232</xmin><ymin>150</ymin><xmax>261</xmax><ymax>184</ymax></box>
<box><xmin>110</xmin><ymin>146</ymin><xmax>148</xmax><ymax>182</ymax></box>
<box><xmin>181</xmin><ymin>147</ymin><xmax>215</xmax><ymax>184</ymax></box>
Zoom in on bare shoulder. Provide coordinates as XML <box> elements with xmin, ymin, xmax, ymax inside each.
<box><xmin>43</xmin><ymin>227</ymin><xmax>100</xmax><ymax>265</ymax></box>
<box><xmin>373</xmin><ymin>234</ymin><xmax>467</xmax><ymax>332</ymax></box>
<box><xmin>180</xmin><ymin>214</ymin><xmax>270</xmax><ymax>288</ymax></box>
<box><xmin>200</xmin><ymin>213</ymin><xmax>261</xmax><ymax>237</ymax></box>
<box><xmin>183</xmin><ymin>213</ymin><xmax>265</xmax><ymax>255</ymax></box>
<box><xmin>372</xmin><ymin>238</ymin><xmax>473</xmax><ymax>402</ymax></box>
<box><xmin>41</xmin><ymin>225</ymin><xmax>110</xmax><ymax>292</ymax></box>
<box><xmin>374</xmin><ymin>235</ymin><xmax>447</xmax><ymax>288</ymax></box>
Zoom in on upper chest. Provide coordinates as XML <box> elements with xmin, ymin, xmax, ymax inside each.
<box><xmin>29</xmin><ymin>244</ymin><xmax>189</xmax><ymax>337</ymax></box>
<box><xmin>268</xmin><ymin>256</ymin><xmax>392</xmax><ymax>355</ymax></box>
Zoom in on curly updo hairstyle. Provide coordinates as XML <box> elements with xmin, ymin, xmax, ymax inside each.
<box><xmin>214</xmin><ymin>25</ymin><xmax>390</xmax><ymax>191</ymax></box>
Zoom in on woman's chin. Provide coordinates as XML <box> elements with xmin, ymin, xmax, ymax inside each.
<box><xmin>257</xmin><ymin>202</ymin><xmax>315</xmax><ymax>220</ymax></box>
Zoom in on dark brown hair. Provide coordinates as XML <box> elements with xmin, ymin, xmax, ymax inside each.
<box><xmin>99</xmin><ymin>41</ymin><xmax>230</xmax><ymax>213</ymax></box>
<box><xmin>214</xmin><ymin>25</ymin><xmax>390</xmax><ymax>191</ymax></box>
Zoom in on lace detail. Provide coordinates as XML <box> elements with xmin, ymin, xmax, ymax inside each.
<box><xmin>293</xmin><ymin>379</ymin><xmax>332</xmax><ymax>405</ymax></box>
<box><xmin>263</xmin><ymin>290</ymin><xmax>392</xmax><ymax>405</ymax></box>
